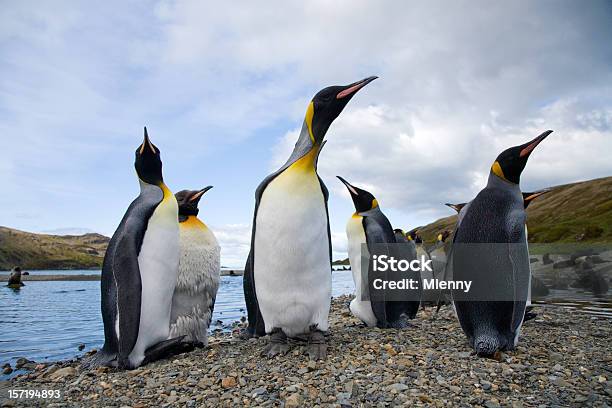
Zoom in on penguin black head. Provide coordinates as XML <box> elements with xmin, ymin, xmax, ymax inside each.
<box><xmin>491</xmin><ymin>130</ymin><xmax>553</xmax><ymax>184</ymax></box>
<box><xmin>337</xmin><ymin>176</ymin><xmax>378</xmax><ymax>213</ymax></box>
<box><xmin>438</xmin><ymin>230</ymin><xmax>451</xmax><ymax>242</ymax></box>
<box><xmin>175</xmin><ymin>186</ymin><xmax>213</xmax><ymax>217</ymax></box>
<box><xmin>306</xmin><ymin>76</ymin><xmax>378</xmax><ymax>144</ymax></box>
<box><xmin>445</xmin><ymin>202</ymin><xmax>467</xmax><ymax>214</ymax></box>
<box><xmin>135</xmin><ymin>127</ymin><xmax>163</xmax><ymax>185</ymax></box>
<box><xmin>406</xmin><ymin>229</ymin><xmax>421</xmax><ymax>243</ymax></box>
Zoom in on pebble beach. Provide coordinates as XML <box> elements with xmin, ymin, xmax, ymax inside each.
<box><xmin>2</xmin><ymin>295</ymin><xmax>611</xmax><ymax>407</ymax></box>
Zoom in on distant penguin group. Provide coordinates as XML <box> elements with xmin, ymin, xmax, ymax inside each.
<box><xmin>91</xmin><ymin>76</ymin><xmax>562</xmax><ymax>369</ymax></box>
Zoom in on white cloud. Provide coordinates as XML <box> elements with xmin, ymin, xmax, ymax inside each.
<box><xmin>211</xmin><ymin>223</ymin><xmax>252</xmax><ymax>267</ymax></box>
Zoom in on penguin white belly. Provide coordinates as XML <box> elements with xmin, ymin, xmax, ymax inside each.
<box><xmin>346</xmin><ymin>215</ymin><xmax>377</xmax><ymax>327</ymax></box>
<box><xmin>169</xmin><ymin>219</ymin><xmax>220</xmax><ymax>345</ymax></box>
<box><xmin>128</xmin><ymin>195</ymin><xmax>179</xmax><ymax>366</ymax></box>
<box><xmin>254</xmin><ymin>167</ymin><xmax>331</xmax><ymax>337</ymax></box>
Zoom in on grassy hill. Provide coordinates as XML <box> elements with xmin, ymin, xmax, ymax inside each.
<box><xmin>416</xmin><ymin>176</ymin><xmax>612</xmax><ymax>244</ymax></box>
<box><xmin>0</xmin><ymin>227</ymin><xmax>109</xmax><ymax>270</ymax></box>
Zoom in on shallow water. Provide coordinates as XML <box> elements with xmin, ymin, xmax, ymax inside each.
<box><xmin>1</xmin><ymin>269</ymin><xmax>610</xmax><ymax>379</ymax></box>
<box><xmin>0</xmin><ymin>269</ymin><xmax>100</xmax><ymax>276</ymax></box>
<box><xmin>0</xmin><ymin>270</ymin><xmax>356</xmax><ymax>378</ymax></box>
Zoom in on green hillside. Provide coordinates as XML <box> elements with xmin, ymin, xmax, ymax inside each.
<box><xmin>416</xmin><ymin>176</ymin><xmax>612</xmax><ymax>244</ymax></box>
<box><xmin>0</xmin><ymin>227</ymin><xmax>109</xmax><ymax>270</ymax></box>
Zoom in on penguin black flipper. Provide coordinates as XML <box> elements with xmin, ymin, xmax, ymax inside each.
<box><xmin>141</xmin><ymin>335</ymin><xmax>186</xmax><ymax>366</ymax></box>
<box><xmin>318</xmin><ymin>175</ymin><xmax>332</xmax><ymax>265</ymax></box>
<box><xmin>363</xmin><ymin>214</ymin><xmax>393</xmax><ymax>327</ymax></box>
<box><xmin>363</xmin><ymin>212</ymin><xmax>419</xmax><ymax>327</ymax></box>
<box><xmin>315</xmin><ymin>140</ymin><xmax>332</xmax><ymax>266</ymax></box>
<box><xmin>506</xmin><ymin>211</ymin><xmax>531</xmax><ymax>334</ymax></box>
<box><xmin>243</xmin><ymin>249</ymin><xmax>265</xmax><ymax>337</ymax></box>
<box><xmin>95</xmin><ymin>185</ymin><xmax>163</xmax><ymax>369</ymax></box>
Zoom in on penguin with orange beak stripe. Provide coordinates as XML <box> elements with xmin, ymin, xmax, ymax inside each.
<box><xmin>450</xmin><ymin>130</ymin><xmax>553</xmax><ymax>356</ymax></box>
<box><xmin>169</xmin><ymin>186</ymin><xmax>220</xmax><ymax>347</ymax></box>
<box><xmin>243</xmin><ymin>76</ymin><xmax>378</xmax><ymax>359</ymax></box>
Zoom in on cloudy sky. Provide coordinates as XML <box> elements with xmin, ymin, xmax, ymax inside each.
<box><xmin>1</xmin><ymin>1</ymin><xmax>611</xmax><ymax>266</ymax></box>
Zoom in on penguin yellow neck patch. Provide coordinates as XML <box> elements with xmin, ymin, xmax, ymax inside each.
<box><xmin>371</xmin><ymin>198</ymin><xmax>379</xmax><ymax>209</ymax></box>
<box><xmin>491</xmin><ymin>161</ymin><xmax>508</xmax><ymax>182</ymax></box>
<box><xmin>304</xmin><ymin>101</ymin><xmax>315</xmax><ymax>143</ymax></box>
<box><xmin>288</xmin><ymin>143</ymin><xmax>320</xmax><ymax>173</ymax></box>
<box><xmin>160</xmin><ymin>183</ymin><xmax>173</xmax><ymax>200</ymax></box>
<box><xmin>182</xmin><ymin>215</ymin><xmax>207</xmax><ymax>230</ymax></box>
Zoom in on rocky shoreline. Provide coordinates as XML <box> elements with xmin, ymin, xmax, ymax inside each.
<box><xmin>2</xmin><ymin>296</ymin><xmax>611</xmax><ymax>407</ymax></box>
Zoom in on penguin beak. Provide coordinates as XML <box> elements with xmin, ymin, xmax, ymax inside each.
<box><xmin>519</xmin><ymin>130</ymin><xmax>553</xmax><ymax>158</ymax></box>
<box><xmin>140</xmin><ymin>127</ymin><xmax>157</xmax><ymax>155</ymax></box>
<box><xmin>337</xmin><ymin>176</ymin><xmax>359</xmax><ymax>196</ymax></box>
<box><xmin>522</xmin><ymin>189</ymin><xmax>551</xmax><ymax>209</ymax></box>
<box><xmin>445</xmin><ymin>203</ymin><xmax>465</xmax><ymax>213</ymax></box>
<box><xmin>524</xmin><ymin>189</ymin><xmax>550</xmax><ymax>201</ymax></box>
<box><xmin>189</xmin><ymin>186</ymin><xmax>213</xmax><ymax>203</ymax></box>
<box><xmin>336</xmin><ymin>76</ymin><xmax>378</xmax><ymax>99</ymax></box>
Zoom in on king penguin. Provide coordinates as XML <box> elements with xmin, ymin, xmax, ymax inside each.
<box><xmin>450</xmin><ymin>130</ymin><xmax>553</xmax><ymax>355</ymax></box>
<box><xmin>243</xmin><ymin>76</ymin><xmax>377</xmax><ymax>359</ymax></box>
<box><xmin>91</xmin><ymin>128</ymin><xmax>182</xmax><ymax>369</ymax></box>
<box><xmin>338</xmin><ymin>176</ymin><xmax>421</xmax><ymax>328</ymax></box>
<box><xmin>169</xmin><ymin>187</ymin><xmax>220</xmax><ymax>347</ymax></box>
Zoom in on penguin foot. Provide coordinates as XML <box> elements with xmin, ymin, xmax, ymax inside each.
<box><xmin>262</xmin><ymin>329</ymin><xmax>289</xmax><ymax>358</ymax></box>
<box><xmin>524</xmin><ymin>306</ymin><xmax>537</xmax><ymax>322</ymax></box>
<box><xmin>307</xmin><ymin>330</ymin><xmax>327</xmax><ymax>361</ymax></box>
<box><xmin>388</xmin><ymin>315</ymin><xmax>413</xmax><ymax>329</ymax></box>
<box><xmin>239</xmin><ymin>327</ymin><xmax>257</xmax><ymax>340</ymax></box>
<box><xmin>524</xmin><ymin>312</ymin><xmax>538</xmax><ymax>322</ymax></box>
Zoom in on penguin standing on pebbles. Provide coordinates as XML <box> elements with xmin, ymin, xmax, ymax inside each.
<box><xmin>451</xmin><ymin>130</ymin><xmax>553</xmax><ymax>356</ymax></box>
<box><xmin>243</xmin><ymin>76</ymin><xmax>377</xmax><ymax>359</ymax></box>
<box><xmin>338</xmin><ymin>176</ymin><xmax>420</xmax><ymax>328</ymax></box>
<box><xmin>91</xmin><ymin>128</ymin><xmax>182</xmax><ymax>369</ymax></box>
<box><xmin>169</xmin><ymin>187</ymin><xmax>220</xmax><ymax>347</ymax></box>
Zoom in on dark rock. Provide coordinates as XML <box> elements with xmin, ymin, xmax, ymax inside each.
<box><xmin>572</xmin><ymin>271</ymin><xmax>610</xmax><ymax>295</ymax></box>
<box><xmin>15</xmin><ymin>358</ymin><xmax>35</xmax><ymax>369</ymax></box>
<box><xmin>530</xmin><ymin>257</ymin><xmax>539</xmax><ymax>264</ymax></box>
<box><xmin>78</xmin><ymin>344</ymin><xmax>85</xmax><ymax>351</ymax></box>
<box><xmin>553</xmin><ymin>260</ymin><xmax>574</xmax><ymax>269</ymax></box>
<box><xmin>531</xmin><ymin>276</ymin><xmax>550</xmax><ymax>297</ymax></box>
<box><xmin>590</xmin><ymin>255</ymin><xmax>607</xmax><ymax>264</ymax></box>
<box><xmin>543</xmin><ymin>253</ymin><xmax>553</xmax><ymax>265</ymax></box>
<box><xmin>551</xmin><ymin>281</ymin><xmax>568</xmax><ymax>290</ymax></box>
<box><xmin>575</xmin><ymin>258</ymin><xmax>594</xmax><ymax>271</ymax></box>
<box><xmin>570</xmin><ymin>249</ymin><xmax>597</xmax><ymax>261</ymax></box>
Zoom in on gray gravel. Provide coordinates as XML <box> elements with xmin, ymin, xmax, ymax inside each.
<box><xmin>2</xmin><ymin>295</ymin><xmax>611</xmax><ymax>407</ymax></box>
